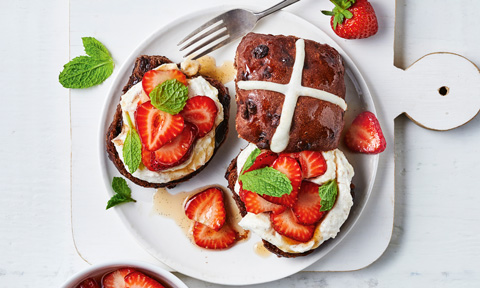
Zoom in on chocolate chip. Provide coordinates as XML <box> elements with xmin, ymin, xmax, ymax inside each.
<box><xmin>246</xmin><ymin>99</ymin><xmax>257</xmax><ymax>115</ymax></box>
<box><xmin>252</xmin><ymin>45</ymin><xmax>269</xmax><ymax>59</ymax></box>
<box><xmin>271</xmin><ymin>113</ymin><xmax>280</xmax><ymax>127</ymax></box>
<box><xmin>241</xmin><ymin>71</ymin><xmax>250</xmax><ymax>80</ymax></box>
<box><xmin>257</xmin><ymin>132</ymin><xmax>269</xmax><ymax>148</ymax></box>
<box><xmin>281</xmin><ymin>54</ymin><xmax>293</xmax><ymax>67</ymax></box>
<box><xmin>263</xmin><ymin>66</ymin><xmax>273</xmax><ymax>79</ymax></box>
<box><xmin>241</xmin><ymin>106</ymin><xmax>249</xmax><ymax>119</ymax></box>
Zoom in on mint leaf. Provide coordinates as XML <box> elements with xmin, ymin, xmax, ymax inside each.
<box><xmin>241</xmin><ymin>147</ymin><xmax>261</xmax><ymax>174</ymax></box>
<box><xmin>107</xmin><ymin>177</ymin><xmax>136</xmax><ymax>209</ymax></box>
<box><xmin>123</xmin><ymin>113</ymin><xmax>142</xmax><ymax>173</ymax></box>
<box><xmin>59</xmin><ymin>55</ymin><xmax>114</xmax><ymax>88</ymax></box>
<box><xmin>59</xmin><ymin>37</ymin><xmax>114</xmax><ymax>88</ymax></box>
<box><xmin>150</xmin><ymin>79</ymin><xmax>188</xmax><ymax>115</ymax></box>
<box><xmin>239</xmin><ymin>167</ymin><xmax>292</xmax><ymax>197</ymax></box>
<box><xmin>82</xmin><ymin>37</ymin><xmax>111</xmax><ymax>59</ymax></box>
<box><xmin>318</xmin><ymin>179</ymin><xmax>338</xmax><ymax>212</ymax></box>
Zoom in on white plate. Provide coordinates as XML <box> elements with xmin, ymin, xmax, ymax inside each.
<box><xmin>99</xmin><ymin>7</ymin><xmax>378</xmax><ymax>285</ymax></box>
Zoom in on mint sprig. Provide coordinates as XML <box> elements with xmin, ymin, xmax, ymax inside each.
<box><xmin>123</xmin><ymin>112</ymin><xmax>142</xmax><ymax>174</ymax></box>
<box><xmin>106</xmin><ymin>177</ymin><xmax>136</xmax><ymax>209</ymax></box>
<box><xmin>241</xmin><ymin>147</ymin><xmax>261</xmax><ymax>174</ymax></box>
<box><xmin>318</xmin><ymin>179</ymin><xmax>338</xmax><ymax>212</ymax></box>
<box><xmin>150</xmin><ymin>79</ymin><xmax>188</xmax><ymax>115</ymax></box>
<box><xmin>239</xmin><ymin>167</ymin><xmax>292</xmax><ymax>198</ymax></box>
<box><xmin>59</xmin><ymin>37</ymin><xmax>114</xmax><ymax>88</ymax></box>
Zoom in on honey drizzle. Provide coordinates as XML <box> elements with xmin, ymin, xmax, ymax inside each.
<box><xmin>197</xmin><ymin>56</ymin><xmax>236</xmax><ymax>84</ymax></box>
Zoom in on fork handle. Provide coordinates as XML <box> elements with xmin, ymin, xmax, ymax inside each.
<box><xmin>255</xmin><ymin>0</ymin><xmax>301</xmax><ymax>20</ymax></box>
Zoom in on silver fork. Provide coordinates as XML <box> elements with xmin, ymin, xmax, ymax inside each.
<box><xmin>178</xmin><ymin>0</ymin><xmax>300</xmax><ymax>59</ymax></box>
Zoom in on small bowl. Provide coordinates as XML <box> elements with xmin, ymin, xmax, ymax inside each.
<box><xmin>60</xmin><ymin>260</ymin><xmax>188</xmax><ymax>288</ymax></box>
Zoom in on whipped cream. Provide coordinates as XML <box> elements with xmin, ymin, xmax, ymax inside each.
<box><xmin>237</xmin><ymin>39</ymin><xmax>347</xmax><ymax>153</ymax></box>
<box><xmin>112</xmin><ymin>64</ymin><xmax>224</xmax><ymax>184</ymax></box>
<box><xmin>235</xmin><ymin>143</ymin><xmax>354</xmax><ymax>254</ymax></box>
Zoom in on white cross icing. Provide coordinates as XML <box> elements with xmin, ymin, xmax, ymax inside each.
<box><xmin>237</xmin><ymin>39</ymin><xmax>347</xmax><ymax>153</ymax></box>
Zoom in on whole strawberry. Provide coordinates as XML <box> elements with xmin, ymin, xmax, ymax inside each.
<box><xmin>322</xmin><ymin>0</ymin><xmax>378</xmax><ymax>39</ymax></box>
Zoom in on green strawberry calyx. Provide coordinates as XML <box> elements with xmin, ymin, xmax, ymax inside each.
<box><xmin>321</xmin><ymin>0</ymin><xmax>356</xmax><ymax>30</ymax></box>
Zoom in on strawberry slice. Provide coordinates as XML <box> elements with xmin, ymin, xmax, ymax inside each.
<box><xmin>243</xmin><ymin>150</ymin><xmax>278</xmax><ymax>173</ymax></box>
<box><xmin>270</xmin><ymin>209</ymin><xmax>315</xmax><ymax>242</ymax></box>
<box><xmin>142</xmin><ymin>69</ymin><xmax>188</xmax><ymax>96</ymax></box>
<box><xmin>141</xmin><ymin>122</ymin><xmax>197</xmax><ymax>171</ymax></box>
<box><xmin>240</xmin><ymin>189</ymin><xmax>286</xmax><ymax>215</ymax></box>
<box><xmin>298</xmin><ymin>151</ymin><xmax>327</xmax><ymax>179</ymax></box>
<box><xmin>193</xmin><ymin>222</ymin><xmax>237</xmax><ymax>250</ymax></box>
<box><xmin>124</xmin><ymin>271</ymin><xmax>165</xmax><ymax>288</ymax></box>
<box><xmin>135</xmin><ymin>101</ymin><xmax>184</xmax><ymax>151</ymax></box>
<box><xmin>261</xmin><ymin>156</ymin><xmax>302</xmax><ymax>207</ymax></box>
<box><xmin>345</xmin><ymin>111</ymin><xmax>386</xmax><ymax>154</ymax></box>
<box><xmin>102</xmin><ymin>268</ymin><xmax>136</xmax><ymax>288</ymax></box>
<box><xmin>180</xmin><ymin>96</ymin><xmax>218</xmax><ymax>138</ymax></box>
<box><xmin>293</xmin><ymin>181</ymin><xmax>326</xmax><ymax>225</ymax></box>
<box><xmin>184</xmin><ymin>187</ymin><xmax>226</xmax><ymax>231</ymax></box>
<box><xmin>77</xmin><ymin>278</ymin><xmax>100</xmax><ymax>288</ymax></box>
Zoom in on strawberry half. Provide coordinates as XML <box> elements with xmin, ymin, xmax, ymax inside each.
<box><xmin>298</xmin><ymin>151</ymin><xmax>327</xmax><ymax>179</ymax></box>
<box><xmin>180</xmin><ymin>96</ymin><xmax>218</xmax><ymax>138</ymax></box>
<box><xmin>344</xmin><ymin>111</ymin><xmax>386</xmax><ymax>154</ymax></box>
<box><xmin>240</xmin><ymin>189</ymin><xmax>286</xmax><ymax>215</ymax></box>
<box><xmin>77</xmin><ymin>278</ymin><xmax>100</xmax><ymax>288</ymax></box>
<box><xmin>184</xmin><ymin>187</ymin><xmax>226</xmax><ymax>231</ymax></box>
<box><xmin>193</xmin><ymin>222</ymin><xmax>237</xmax><ymax>250</ymax></box>
<box><xmin>261</xmin><ymin>156</ymin><xmax>302</xmax><ymax>207</ymax></box>
<box><xmin>124</xmin><ymin>271</ymin><xmax>165</xmax><ymax>288</ymax></box>
<box><xmin>270</xmin><ymin>209</ymin><xmax>315</xmax><ymax>242</ymax></box>
<box><xmin>293</xmin><ymin>181</ymin><xmax>326</xmax><ymax>225</ymax></box>
<box><xmin>142</xmin><ymin>69</ymin><xmax>188</xmax><ymax>96</ymax></box>
<box><xmin>244</xmin><ymin>150</ymin><xmax>278</xmax><ymax>173</ymax></box>
<box><xmin>135</xmin><ymin>101</ymin><xmax>185</xmax><ymax>151</ymax></box>
<box><xmin>141</xmin><ymin>122</ymin><xmax>197</xmax><ymax>171</ymax></box>
<box><xmin>103</xmin><ymin>268</ymin><xmax>136</xmax><ymax>288</ymax></box>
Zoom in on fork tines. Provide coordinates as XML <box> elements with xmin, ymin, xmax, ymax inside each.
<box><xmin>177</xmin><ymin>14</ymin><xmax>232</xmax><ymax>60</ymax></box>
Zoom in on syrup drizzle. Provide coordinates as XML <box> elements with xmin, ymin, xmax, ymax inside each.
<box><xmin>237</xmin><ymin>39</ymin><xmax>347</xmax><ymax>152</ymax></box>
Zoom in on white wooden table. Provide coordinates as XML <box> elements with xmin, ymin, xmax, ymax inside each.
<box><xmin>1</xmin><ymin>0</ymin><xmax>479</xmax><ymax>287</ymax></box>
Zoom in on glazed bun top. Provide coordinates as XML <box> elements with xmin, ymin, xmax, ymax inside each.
<box><xmin>234</xmin><ymin>33</ymin><xmax>346</xmax><ymax>153</ymax></box>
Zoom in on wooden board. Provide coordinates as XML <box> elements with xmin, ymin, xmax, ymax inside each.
<box><xmin>70</xmin><ymin>0</ymin><xmax>480</xmax><ymax>275</ymax></box>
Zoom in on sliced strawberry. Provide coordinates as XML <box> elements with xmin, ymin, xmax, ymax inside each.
<box><xmin>298</xmin><ymin>151</ymin><xmax>327</xmax><ymax>179</ymax></box>
<box><xmin>135</xmin><ymin>101</ymin><xmax>184</xmax><ymax>151</ymax></box>
<box><xmin>193</xmin><ymin>222</ymin><xmax>237</xmax><ymax>250</ymax></box>
<box><xmin>293</xmin><ymin>181</ymin><xmax>326</xmax><ymax>225</ymax></box>
<box><xmin>270</xmin><ymin>209</ymin><xmax>315</xmax><ymax>242</ymax></box>
<box><xmin>141</xmin><ymin>122</ymin><xmax>197</xmax><ymax>171</ymax></box>
<box><xmin>184</xmin><ymin>187</ymin><xmax>226</xmax><ymax>231</ymax></box>
<box><xmin>243</xmin><ymin>150</ymin><xmax>278</xmax><ymax>173</ymax></box>
<box><xmin>102</xmin><ymin>268</ymin><xmax>136</xmax><ymax>288</ymax></box>
<box><xmin>180</xmin><ymin>96</ymin><xmax>218</xmax><ymax>138</ymax></box>
<box><xmin>142</xmin><ymin>69</ymin><xmax>188</xmax><ymax>96</ymax></box>
<box><xmin>240</xmin><ymin>189</ymin><xmax>286</xmax><ymax>215</ymax></box>
<box><xmin>261</xmin><ymin>156</ymin><xmax>302</xmax><ymax>207</ymax></box>
<box><xmin>124</xmin><ymin>271</ymin><xmax>165</xmax><ymax>288</ymax></box>
<box><xmin>76</xmin><ymin>278</ymin><xmax>100</xmax><ymax>288</ymax></box>
<box><xmin>345</xmin><ymin>111</ymin><xmax>386</xmax><ymax>154</ymax></box>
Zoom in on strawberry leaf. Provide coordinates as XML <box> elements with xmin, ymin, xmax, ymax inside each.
<box><xmin>239</xmin><ymin>167</ymin><xmax>292</xmax><ymax>198</ymax></box>
<box><xmin>318</xmin><ymin>179</ymin><xmax>338</xmax><ymax>212</ymax></box>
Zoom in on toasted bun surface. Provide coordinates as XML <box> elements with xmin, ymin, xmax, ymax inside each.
<box><xmin>106</xmin><ymin>55</ymin><xmax>230</xmax><ymax>188</ymax></box>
